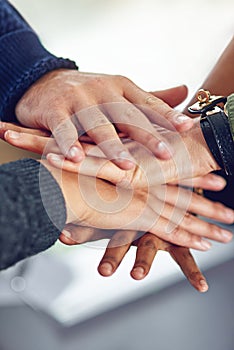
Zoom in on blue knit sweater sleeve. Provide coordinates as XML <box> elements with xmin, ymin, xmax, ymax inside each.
<box><xmin>0</xmin><ymin>0</ymin><xmax>78</xmax><ymax>122</ymax></box>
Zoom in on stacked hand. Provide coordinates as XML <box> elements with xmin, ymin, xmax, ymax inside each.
<box><xmin>1</xmin><ymin>122</ymin><xmax>233</xmax><ymax>293</ymax></box>
<box><xmin>2</xmin><ymin>81</ymin><xmax>233</xmax><ymax>293</ymax></box>
<box><xmin>15</xmin><ymin>71</ymin><xmax>193</xmax><ymax>168</ymax></box>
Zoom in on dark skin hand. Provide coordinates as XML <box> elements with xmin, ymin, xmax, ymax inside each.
<box><xmin>60</xmin><ymin>227</ymin><xmax>209</xmax><ymax>293</ymax></box>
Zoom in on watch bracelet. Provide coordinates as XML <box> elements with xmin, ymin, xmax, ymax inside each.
<box><xmin>200</xmin><ymin>111</ymin><xmax>234</xmax><ymax>175</ymax></box>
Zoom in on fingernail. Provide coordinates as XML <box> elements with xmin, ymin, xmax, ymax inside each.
<box><xmin>117</xmin><ymin>151</ymin><xmax>135</xmax><ymax>162</ymax></box>
<box><xmin>100</xmin><ymin>262</ymin><xmax>113</xmax><ymax>275</ymax></box>
<box><xmin>115</xmin><ymin>151</ymin><xmax>135</xmax><ymax>169</ymax></box>
<box><xmin>199</xmin><ymin>279</ymin><xmax>208</xmax><ymax>292</ymax></box>
<box><xmin>175</xmin><ymin>114</ymin><xmax>192</xmax><ymax>124</ymax></box>
<box><xmin>210</xmin><ymin>177</ymin><xmax>226</xmax><ymax>187</ymax></box>
<box><xmin>47</xmin><ymin>153</ymin><xmax>64</xmax><ymax>163</ymax></box>
<box><xmin>6</xmin><ymin>130</ymin><xmax>20</xmax><ymax>139</ymax></box>
<box><xmin>221</xmin><ymin>229</ymin><xmax>233</xmax><ymax>242</ymax></box>
<box><xmin>132</xmin><ymin>267</ymin><xmax>145</xmax><ymax>279</ymax></box>
<box><xmin>62</xmin><ymin>230</ymin><xmax>71</xmax><ymax>238</ymax></box>
<box><xmin>155</xmin><ymin>141</ymin><xmax>173</xmax><ymax>157</ymax></box>
<box><xmin>68</xmin><ymin>146</ymin><xmax>84</xmax><ymax>162</ymax></box>
<box><xmin>198</xmin><ymin>240</ymin><xmax>212</xmax><ymax>251</ymax></box>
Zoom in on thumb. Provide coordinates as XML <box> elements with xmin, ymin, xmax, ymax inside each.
<box><xmin>150</xmin><ymin>85</ymin><xmax>188</xmax><ymax>108</ymax></box>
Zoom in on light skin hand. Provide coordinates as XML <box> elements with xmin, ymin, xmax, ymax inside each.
<box><xmin>48</xmin><ymin>119</ymin><xmax>219</xmax><ymax>186</ymax></box>
<box><xmin>15</xmin><ymin>71</ymin><xmax>193</xmax><ymax>168</ymax></box>
<box><xmin>39</xmin><ymin>160</ymin><xmax>233</xmax><ymax>250</ymax></box>
<box><xmin>1</xmin><ymin>118</ymin><xmax>219</xmax><ymax>187</ymax></box>
<box><xmin>60</xmin><ymin>228</ymin><xmax>209</xmax><ymax>293</ymax></box>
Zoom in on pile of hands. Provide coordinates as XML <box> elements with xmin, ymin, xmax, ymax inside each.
<box><xmin>1</xmin><ymin>69</ymin><xmax>234</xmax><ymax>293</ymax></box>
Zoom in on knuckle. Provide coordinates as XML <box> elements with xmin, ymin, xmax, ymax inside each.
<box><xmin>183</xmin><ymin>212</ymin><xmax>194</xmax><ymax>227</ymax></box>
<box><xmin>101</xmin><ymin>255</ymin><xmax>118</xmax><ymax>266</ymax></box>
<box><xmin>144</xmin><ymin>95</ymin><xmax>159</xmax><ymax>106</ymax></box>
<box><xmin>87</xmin><ymin>76</ymin><xmax>109</xmax><ymax>90</ymax></box>
<box><xmin>109</xmin><ymin>233</ymin><xmax>131</xmax><ymax>247</ymax></box>
<box><xmin>209</xmin><ymin>223</ymin><xmax>220</xmax><ymax>236</ymax></box>
<box><xmin>134</xmin><ymin>259</ymin><xmax>149</xmax><ymax>268</ymax></box>
<box><xmin>143</xmin><ymin>132</ymin><xmax>157</xmax><ymax>147</ymax></box>
<box><xmin>124</xmin><ymin>106</ymin><xmax>138</xmax><ymax>122</ymax></box>
<box><xmin>213</xmin><ymin>201</ymin><xmax>226</xmax><ymax>212</ymax></box>
<box><xmin>138</xmin><ymin>234</ymin><xmax>157</xmax><ymax>251</ymax></box>
<box><xmin>162</xmin><ymin>108</ymin><xmax>176</xmax><ymax>121</ymax></box>
<box><xmin>170</xmin><ymin>227</ymin><xmax>184</xmax><ymax>242</ymax></box>
<box><xmin>188</xmin><ymin>271</ymin><xmax>200</xmax><ymax>282</ymax></box>
<box><xmin>114</xmin><ymin>74</ymin><xmax>129</xmax><ymax>83</ymax></box>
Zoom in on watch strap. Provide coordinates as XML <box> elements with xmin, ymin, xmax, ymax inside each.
<box><xmin>226</xmin><ymin>93</ymin><xmax>234</xmax><ymax>140</ymax></box>
<box><xmin>200</xmin><ymin>111</ymin><xmax>234</xmax><ymax>175</ymax></box>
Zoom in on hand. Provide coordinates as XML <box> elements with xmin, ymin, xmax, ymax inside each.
<box><xmin>59</xmin><ymin>227</ymin><xmax>209</xmax><ymax>293</ymax></box>
<box><xmin>1</xmin><ymin>118</ymin><xmax>218</xmax><ymax>188</ymax></box>
<box><xmin>46</xmin><ymin>120</ymin><xmax>219</xmax><ymax>187</ymax></box>
<box><xmin>15</xmin><ymin>71</ymin><xmax>193</xmax><ymax>168</ymax></box>
<box><xmin>1</xmin><ymin>124</ymin><xmax>233</xmax><ymax>248</ymax></box>
<box><xmin>39</xmin><ymin>162</ymin><xmax>233</xmax><ymax>250</ymax></box>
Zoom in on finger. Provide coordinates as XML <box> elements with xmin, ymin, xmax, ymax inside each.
<box><xmin>0</xmin><ymin>121</ymin><xmax>51</xmax><ymax>138</ymax></box>
<box><xmin>157</xmin><ymin>184</ymin><xmax>234</xmax><ymax>225</ymax></box>
<box><xmin>177</xmin><ymin>211</ymin><xmax>233</xmax><ymax>243</ymax></box>
<box><xmin>75</xmin><ymin>106</ymin><xmax>135</xmax><ymax>170</ymax></box>
<box><xmin>148</xmin><ymin>190</ymin><xmax>232</xmax><ymax>244</ymax></box>
<box><xmin>60</xmin><ymin>226</ymin><xmax>96</xmax><ymax>245</ymax></box>
<box><xmin>105</xmin><ymin>99</ymin><xmax>173</xmax><ymax>159</ymax></box>
<box><xmin>131</xmin><ymin>233</ymin><xmax>160</xmax><ymax>280</ymax></box>
<box><xmin>123</xmin><ymin>82</ymin><xmax>193</xmax><ymax>132</ymax></box>
<box><xmin>150</xmin><ymin>85</ymin><xmax>188</xmax><ymax>108</ymax></box>
<box><xmin>60</xmin><ymin>225</ymin><xmax>112</xmax><ymax>245</ymax></box>
<box><xmin>78</xmin><ymin>131</ymin><xmax>128</xmax><ymax>144</ymax></box>
<box><xmin>47</xmin><ymin>113</ymin><xmax>85</xmax><ymax>162</ymax></box>
<box><xmin>168</xmin><ymin>245</ymin><xmax>209</xmax><ymax>292</ymax></box>
<box><xmin>98</xmin><ymin>230</ymin><xmax>137</xmax><ymax>276</ymax></box>
<box><xmin>59</xmin><ymin>232</ymin><xmax>77</xmax><ymax>245</ymax></box>
<box><xmin>146</xmin><ymin>208</ymin><xmax>212</xmax><ymax>251</ymax></box>
<box><xmin>4</xmin><ymin>130</ymin><xmax>59</xmax><ymax>155</ymax></box>
<box><xmin>46</xmin><ymin>153</ymin><xmax>128</xmax><ymax>185</ymax></box>
<box><xmin>178</xmin><ymin>173</ymin><xmax>227</xmax><ymax>191</ymax></box>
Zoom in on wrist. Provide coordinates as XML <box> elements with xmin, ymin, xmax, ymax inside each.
<box><xmin>184</xmin><ymin>120</ymin><xmax>220</xmax><ymax>175</ymax></box>
<box><xmin>159</xmin><ymin>121</ymin><xmax>220</xmax><ymax>183</ymax></box>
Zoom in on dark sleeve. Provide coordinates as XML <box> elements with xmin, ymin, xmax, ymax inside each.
<box><xmin>0</xmin><ymin>0</ymin><xmax>78</xmax><ymax>122</ymax></box>
<box><xmin>0</xmin><ymin>158</ymin><xmax>67</xmax><ymax>270</ymax></box>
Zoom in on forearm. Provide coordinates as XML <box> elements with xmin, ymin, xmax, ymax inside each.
<box><xmin>202</xmin><ymin>37</ymin><xmax>234</xmax><ymax>96</ymax></box>
<box><xmin>0</xmin><ymin>158</ymin><xmax>66</xmax><ymax>270</ymax></box>
<box><xmin>181</xmin><ymin>37</ymin><xmax>234</xmax><ymax>176</ymax></box>
<box><xmin>0</xmin><ymin>0</ymin><xmax>77</xmax><ymax>122</ymax></box>
<box><xmin>185</xmin><ymin>36</ymin><xmax>234</xmax><ymax>112</ymax></box>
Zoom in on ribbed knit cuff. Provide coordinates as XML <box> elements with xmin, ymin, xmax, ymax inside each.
<box><xmin>0</xmin><ymin>29</ymin><xmax>78</xmax><ymax>122</ymax></box>
<box><xmin>1</xmin><ymin>158</ymin><xmax>66</xmax><ymax>243</ymax></box>
<box><xmin>0</xmin><ymin>159</ymin><xmax>67</xmax><ymax>269</ymax></box>
<box><xmin>8</xmin><ymin>158</ymin><xmax>67</xmax><ymax>232</ymax></box>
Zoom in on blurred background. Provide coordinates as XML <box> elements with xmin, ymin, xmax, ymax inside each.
<box><xmin>0</xmin><ymin>0</ymin><xmax>233</xmax><ymax>349</ymax></box>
